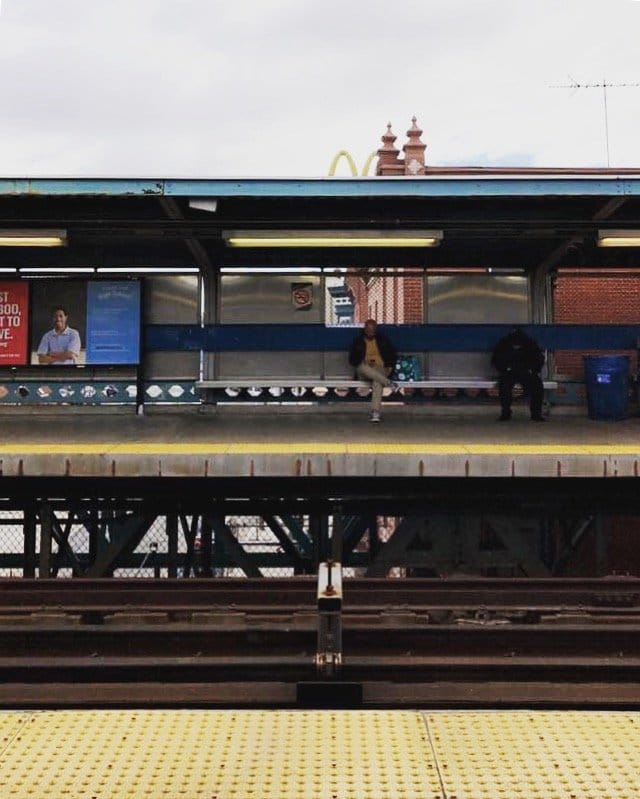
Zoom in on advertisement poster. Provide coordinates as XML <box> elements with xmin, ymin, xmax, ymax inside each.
<box><xmin>31</xmin><ymin>279</ymin><xmax>140</xmax><ymax>366</ymax></box>
<box><xmin>31</xmin><ymin>280</ymin><xmax>87</xmax><ymax>365</ymax></box>
<box><xmin>0</xmin><ymin>282</ymin><xmax>29</xmax><ymax>365</ymax></box>
<box><xmin>86</xmin><ymin>281</ymin><xmax>141</xmax><ymax>365</ymax></box>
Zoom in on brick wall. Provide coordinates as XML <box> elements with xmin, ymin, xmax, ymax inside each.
<box><xmin>403</xmin><ymin>276</ymin><xmax>423</xmax><ymax>323</ymax></box>
<box><xmin>553</xmin><ymin>272</ymin><xmax>640</xmax><ymax>378</ymax></box>
<box><xmin>346</xmin><ymin>276</ymin><xmax>369</xmax><ymax>324</ymax></box>
<box><xmin>345</xmin><ymin>274</ymin><xmax>423</xmax><ymax>323</ymax></box>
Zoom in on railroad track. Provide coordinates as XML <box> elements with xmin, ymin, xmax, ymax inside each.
<box><xmin>1</xmin><ymin>576</ymin><xmax>639</xmax><ymax>613</ymax></box>
<box><xmin>2</xmin><ymin>577</ymin><xmax>640</xmax><ymax>708</ymax></box>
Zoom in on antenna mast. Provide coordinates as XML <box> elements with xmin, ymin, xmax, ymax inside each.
<box><xmin>550</xmin><ymin>77</ymin><xmax>640</xmax><ymax>167</ymax></box>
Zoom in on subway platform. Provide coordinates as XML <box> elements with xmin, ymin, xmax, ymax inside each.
<box><xmin>0</xmin><ymin>709</ymin><xmax>638</xmax><ymax>799</ymax></box>
<box><xmin>0</xmin><ymin>406</ymin><xmax>637</xmax><ymax>479</ymax></box>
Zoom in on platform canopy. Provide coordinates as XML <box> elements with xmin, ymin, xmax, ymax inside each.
<box><xmin>0</xmin><ymin>172</ymin><xmax>639</xmax><ymax>271</ymax></box>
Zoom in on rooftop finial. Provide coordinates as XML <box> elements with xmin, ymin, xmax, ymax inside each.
<box><xmin>407</xmin><ymin>116</ymin><xmax>423</xmax><ymax>137</ymax></box>
<box><xmin>376</xmin><ymin>121</ymin><xmax>403</xmax><ymax>175</ymax></box>
<box><xmin>403</xmin><ymin>116</ymin><xmax>426</xmax><ymax>175</ymax></box>
<box><xmin>381</xmin><ymin>123</ymin><xmax>397</xmax><ymax>148</ymax></box>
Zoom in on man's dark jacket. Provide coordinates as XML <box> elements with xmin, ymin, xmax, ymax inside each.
<box><xmin>491</xmin><ymin>329</ymin><xmax>544</xmax><ymax>375</ymax></box>
<box><xmin>348</xmin><ymin>331</ymin><xmax>397</xmax><ymax>368</ymax></box>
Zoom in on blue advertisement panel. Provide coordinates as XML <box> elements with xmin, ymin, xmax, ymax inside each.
<box><xmin>86</xmin><ymin>281</ymin><xmax>140</xmax><ymax>365</ymax></box>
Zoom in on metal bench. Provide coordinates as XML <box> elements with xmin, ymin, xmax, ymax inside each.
<box><xmin>197</xmin><ymin>378</ymin><xmax>558</xmax><ymax>394</ymax></box>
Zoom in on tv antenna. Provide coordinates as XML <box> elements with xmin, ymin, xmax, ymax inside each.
<box><xmin>550</xmin><ymin>76</ymin><xmax>640</xmax><ymax>167</ymax></box>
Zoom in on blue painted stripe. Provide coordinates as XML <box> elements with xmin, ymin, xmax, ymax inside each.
<box><xmin>145</xmin><ymin>324</ymin><xmax>203</xmax><ymax>351</ymax></box>
<box><xmin>164</xmin><ymin>177</ymin><xmax>638</xmax><ymax>198</ymax></box>
<box><xmin>145</xmin><ymin>324</ymin><xmax>640</xmax><ymax>352</ymax></box>
<box><xmin>0</xmin><ymin>176</ymin><xmax>639</xmax><ymax>198</ymax></box>
<box><xmin>0</xmin><ymin>179</ymin><xmax>164</xmax><ymax>196</ymax></box>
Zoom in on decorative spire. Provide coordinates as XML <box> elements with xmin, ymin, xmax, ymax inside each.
<box><xmin>376</xmin><ymin>122</ymin><xmax>404</xmax><ymax>176</ymax></box>
<box><xmin>402</xmin><ymin>116</ymin><xmax>426</xmax><ymax>175</ymax></box>
<box><xmin>381</xmin><ymin>122</ymin><xmax>397</xmax><ymax>149</ymax></box>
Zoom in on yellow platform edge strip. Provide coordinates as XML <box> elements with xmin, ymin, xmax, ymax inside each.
<box><xmin>0</xmin><ymin>442</ymin><xmax>638</xmax><ymax>456</ymax></box>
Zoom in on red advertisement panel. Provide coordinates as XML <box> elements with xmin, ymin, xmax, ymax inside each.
<box><xmin>0</xmin><ymin>282</ymin><xmax>29</xmax><ymax>365</ymax></box>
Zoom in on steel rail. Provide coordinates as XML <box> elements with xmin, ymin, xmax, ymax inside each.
<box><xmin>1</xmin><ymin>680</ymin><xmax>639</xmax><ymax>710</ymax></box>
<box><xmin>1</xmin><ymin>623</ymin><xmax>640</xmax><ymax>656</ymax></box>
<box><xmin>1</xmin><ymin>577</ymin><xmax>639</xmax><ymax>610</ymax></box>
<box><xmin>1</xmin><ymin>651</ymin><xmax>640</xmax><ymax>709</ymax></box>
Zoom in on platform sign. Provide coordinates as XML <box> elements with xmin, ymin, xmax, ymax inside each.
<box><xmin>0</xmin><ymin>282</ymin><xmax>28</xmax><ymax>365</ymax></box>
<box><xmin>291</xmin><ymin>282</ymin><xmax>313</xmax><ymax>311</ymax></box>
<box><xmin>86</xmin><ymin>281</ymin><xmax>141</xmax><ymax>365</ymax></box>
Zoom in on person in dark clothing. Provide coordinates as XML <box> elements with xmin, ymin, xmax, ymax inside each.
<box><xmin>348</xmin><ymin>319</ymin><xmax>397</xmax><ymax>422</ymax></box>
<box><xmin>491</xmin><ymin>327</ymin><xmax>546</xmax><ymax>421</ymax></box>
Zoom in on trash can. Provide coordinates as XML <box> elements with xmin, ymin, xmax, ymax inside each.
<box><xmin>583</xmin><ymin>355</ymin><xmax>630</xmax><ymax>421</ymax></box>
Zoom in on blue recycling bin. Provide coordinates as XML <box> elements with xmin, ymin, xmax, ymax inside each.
<box><xmin>583</xmin><ymin>355</ymin><xmax>630</xmax><ymax>421</ymax></box>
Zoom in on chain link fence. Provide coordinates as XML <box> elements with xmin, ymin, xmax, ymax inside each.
<box><xmin>117</xmin><ymin>514</ymin><xmax>297</xmax><ymax>578</ymax></box>
<box><xmin>0</xmin><ymin>510</ymin><xmax>399</xmax><ymax>578</ymax></box>
<box><xmin>0</xmin><ymin>511</ymin><xmax>25</xmax><ymax>577</ymax></box>
<box><xmin>113</xmin><ymin>516</ymin><xmax>175</xmax><ymax>578</ymax></box>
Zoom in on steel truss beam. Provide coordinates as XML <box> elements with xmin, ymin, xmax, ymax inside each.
<box><xmin>205</xmin><ymin>513</ymin><xmax>263</xmax><ymax>578</ymax></box>
<box><xmin>0</xmin><ymin>476</ymin><xmax>638</xmax><ymax>517</ymax></box>
<box><xmin>0</xmin><ymin>486</ymin><xmax>619</xmax><ymax>578</ymax></box>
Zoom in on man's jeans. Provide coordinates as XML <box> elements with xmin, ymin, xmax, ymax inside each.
<box><xmin>498</xmin><ymin>369</ymin><xmax>544</xmax><ymax>418</ymax></box>
<box><xmin>357</xmin><ymin>363</ymin><xmax>392</xmax><ymax>412</ymax></box>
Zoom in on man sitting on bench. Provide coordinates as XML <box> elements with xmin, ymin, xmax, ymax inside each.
<box><xmin>348</xmin><ymin>319</ymin><xmax>397</xmax><ymax>423</ymax></box>
<box><xmin>491</xmin><ymin>327</ymin><xmax>545</xmax><ymax>422</ymax></box>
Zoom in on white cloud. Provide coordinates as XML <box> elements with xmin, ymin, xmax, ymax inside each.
<box><xmin>0</xmin><ymin>0</ymin><xmax>638</xmax><ymax>175</ymax></box>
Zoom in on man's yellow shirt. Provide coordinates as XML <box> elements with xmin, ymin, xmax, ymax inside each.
<box><xmin>364</xmin><ymin>337</ymin><xmax>384</xmax><ymax>366</ymax></box>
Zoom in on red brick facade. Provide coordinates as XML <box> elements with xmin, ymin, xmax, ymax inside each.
<box><xmin>553</xmin><ymin>271</ymin><xmax>640</xmax><ymax>378</ymax></box>
<box><xmin>347</xmin><ymin>274</ymin><xmax>423</xmax><ymax>324</ymax></box>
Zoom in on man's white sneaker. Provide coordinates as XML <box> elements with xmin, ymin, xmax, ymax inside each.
<box><xmin>370</xmin><ymin>411</ymin><xmax>381</xmax><ymax>423</ymax></box>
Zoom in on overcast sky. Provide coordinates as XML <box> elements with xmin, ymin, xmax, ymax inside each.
<box><xmin>0</xmin><ymin>0</ymin><xmax>638</xmax><ymax>176</ymax></box>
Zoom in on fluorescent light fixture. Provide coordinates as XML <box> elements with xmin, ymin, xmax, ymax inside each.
<box><xmin>220</xmin><ymin>267</ymin><xmax>322</xmax><ymax>274</ymax></box>
<box><xmin>598</xmin><ymin>230</ymin><xmax>640</xmax><ymax>247</ymax></box>
<box><xmin>19</xmin><ymin>267</ymin><xmax>94</xmax><ymax>274</ymax></box>
<box><xmin>487</xmin><ymin>267</ymin><xmax>525</xmax><ymax>274</ymax></box>
<box><xmin>189</xmin><ymin>199</ymin><xmax>218</xmax><ymax>213</ymax></box>
<box><xmin>96</xmin><ymin>267</ymin><xmax>200</xmax><ymax>274</ymax></box>
<box><xmin>0</xmin><ymin>229</ymin><xmax>67</xmax><ymax>247</ymax></box>
<box><xmin>223</xmin><ymin>230</ymin><xmax>443</xmax><ymax>248</ymax></box>
<box><xmin>0</xmin><ymin>268</ymin><xmax>17</xmax><ymax>273</ymax></box>
<box><xmin>428</xmin><ymin>267</ymin><xmax>486</xmax><ymax>274</ymax></box>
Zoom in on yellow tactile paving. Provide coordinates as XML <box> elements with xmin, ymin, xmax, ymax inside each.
<box><xmin>0</xmin><ymin>713</ymin><xmax>30</xmax><ymax>758</ymax></box>
<box><xmin>425</xmin><ymin>711</ymin><xmax>640</xmax><ymax>799</ymax></box>
<box><xmin>3</xmin><ymin>709</ymin><xmax>640</xmax><ymax>799</ymax></box>
<box><xmin>0</xmin><ymin>442</ymin><xmax>639</xmax><ymax>456</ymax></box>
<box><xmin>0</xmin><ymin>710</ymin><xmax>442</xmax><ymax>799</ymax></box>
